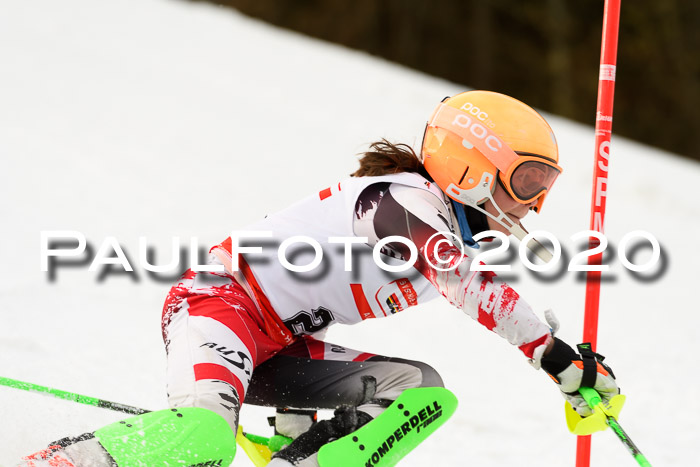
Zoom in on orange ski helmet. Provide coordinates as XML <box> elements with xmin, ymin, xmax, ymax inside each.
<box><xmin>421</xmin><ymin>90</ymin><xmax>561</xmax><ymax>214</ymax></box>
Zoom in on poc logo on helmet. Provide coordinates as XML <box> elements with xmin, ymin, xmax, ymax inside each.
<box><xmin>450</xmin><ymin>112</ymin><xmax>503</xmax><ymax>153</ymax></box>
<box><xmin>460</xmin><ymin>102</ymin><xmax>496</xmax><ymax>128</ymax></box>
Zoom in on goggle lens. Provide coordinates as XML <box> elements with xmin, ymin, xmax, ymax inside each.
<box><xmin>509</xmin><ymin>160</ymin><xmax>560</xmax><ymax>202</ymax></box>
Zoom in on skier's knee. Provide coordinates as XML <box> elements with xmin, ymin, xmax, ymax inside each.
<box><xmin>373</xmin><ymin>361</ymin><xmax>443</xmax><ymax>402</ymax></box>
<box><xmin>360</xmin><ymin>362</ymin><xmax>443</xmax><ymax>418</ymax></box>
<box><xmin>169</xmin><ymin>379</ymin><xmax>241</xmax><ymax>433</ymax></box>
<box><xmin>393</xmin><ymin>359</ymin><xmax>445</xmax><ymax>389</ymax></box>
<box><xmin>368</xmin><ymin>363</ymin><xmax>421</xmax><ymax>403</ymax></box>
<box><xmin>415</xmin><ymin>361</ymin><xmax>444</xmax><ymax>388</ymax></box>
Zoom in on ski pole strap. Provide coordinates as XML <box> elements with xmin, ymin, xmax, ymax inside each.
<box><xmin>576</xmin><ymin>343</ymin><xmax>599</xmax><ymax>389</ymax></box>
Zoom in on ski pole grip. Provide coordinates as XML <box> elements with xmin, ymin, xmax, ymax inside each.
<box><xmin>579</xmin><ymin>386</ymin><xmax>602</xmax><ymax>408</ymax></box>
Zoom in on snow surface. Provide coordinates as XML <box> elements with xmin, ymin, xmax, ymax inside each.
<box><xmin>1</xmin><ymin>0</ymin><xmax>698</xmax><ymax>465</ymax></box>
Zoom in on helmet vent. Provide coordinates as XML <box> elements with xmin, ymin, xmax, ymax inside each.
<box><xmin>458</xmin><ymin>166</ymin><xmax>470</xmax><ymax>185</ymax></box>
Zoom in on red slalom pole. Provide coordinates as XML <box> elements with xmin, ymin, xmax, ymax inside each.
<box><xmin>577</xmin><ymin>1</ymin><xmax>622</xmax><ymax>466</ymax></box>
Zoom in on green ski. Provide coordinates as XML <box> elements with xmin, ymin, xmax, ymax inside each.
<box><xmin>318</xmin><ymin>387</ymin><xmax>458</xmax><ymax>467</ymax></box>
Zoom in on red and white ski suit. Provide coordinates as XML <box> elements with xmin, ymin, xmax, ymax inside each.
<box><xmin>161</xmin><ymin>172</ymin><xmax>552</xmax><ymax>432</ymax></box>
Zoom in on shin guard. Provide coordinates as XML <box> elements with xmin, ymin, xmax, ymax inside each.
<box><xmin>95</xmin><ymin>407</ymin><xmax>236</xmax><ymax>466</ymax></box>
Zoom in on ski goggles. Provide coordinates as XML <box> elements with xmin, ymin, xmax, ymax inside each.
<box><xmin>427</xmin><ymin>103</ymin><xmax>562</xmax><ymax>209</ymax></box>
<box><xmin>500</xmin><ymin>153</ymin><xmax>561</xmax><ymax>206</ymax></box>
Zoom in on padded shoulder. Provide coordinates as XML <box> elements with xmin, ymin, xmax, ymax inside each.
<box><xmin>387</xmin><ymin>183</ymin><xmax>454</xmax><ymax>234</ymax></box>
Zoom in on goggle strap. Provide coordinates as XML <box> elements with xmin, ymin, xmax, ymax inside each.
<box><xmin>428</xmin><ymin>104</ymin><xmax>519</xmax><ymax>173</ymax></box>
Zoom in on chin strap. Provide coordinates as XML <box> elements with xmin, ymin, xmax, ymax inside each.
<box><xmin>475</xmin><ymin>192</ymin><xmax>555</xmax><ymax>263</ymax></box>
<box><xmin>449</xmin><ymin>189</ymin><xmax>554</xmax><ymax>262</ymax></box>
<box><xmin>508</xmin><ymin>223</ymin><xmax>554</xmax><ymax>263</ymax></box>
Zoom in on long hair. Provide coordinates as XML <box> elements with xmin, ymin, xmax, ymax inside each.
<box><xmin>351</xmin><ymin>139</ymin><xmax>431</xmax><ymax>179</ymax></box>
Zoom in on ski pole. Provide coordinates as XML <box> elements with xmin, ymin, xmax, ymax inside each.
<box><xmin>579</xmin><ymin>387</ymin><xmax>652</xmax><ymax>467</ymax></box>
<box><xmin>0</xmin><ymin>376</ymin><xmax>150</xmax><ymax>415</ymax></box>
<box><xmin>3</xmin><ymin>376</ymin><xmax>264</xmax><ymax>460</ymax></box>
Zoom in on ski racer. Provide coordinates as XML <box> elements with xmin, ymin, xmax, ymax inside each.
<box><xmin>19</xmin><ymin>91</ymin><xmax>621</xmax><ymax>467</ymax></box>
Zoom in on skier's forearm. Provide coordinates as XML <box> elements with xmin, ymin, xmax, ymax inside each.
<box><xmin>423</xmin><ymin>243</ymin><xmax>551</xmax><ymax>359</ymax></box>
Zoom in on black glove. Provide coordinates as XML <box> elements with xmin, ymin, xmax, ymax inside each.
<box><xmin>541</xmin><ymin>338</ymin><xmax>620</xmax><ymax>416</ymax></box>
